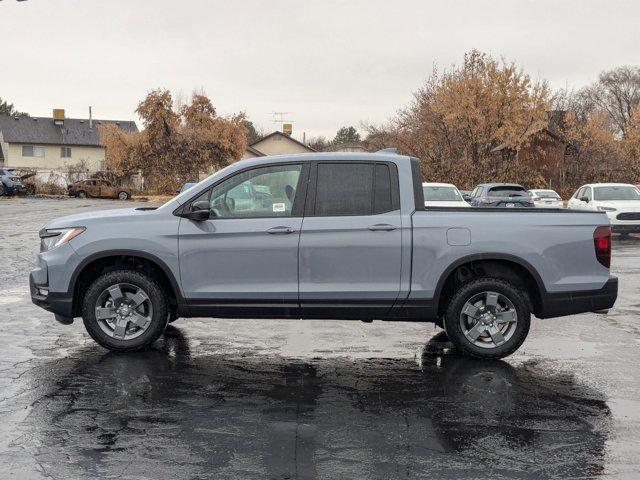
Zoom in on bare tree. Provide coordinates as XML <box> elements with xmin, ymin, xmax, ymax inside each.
<box><xmin>582</xmin><ymin>66</ymin><xmax>640</xmax><ymax>138</ymax></box>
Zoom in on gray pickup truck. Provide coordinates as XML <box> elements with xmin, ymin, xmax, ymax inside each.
<box><xmin>30</xmin><ymin>151</ymin><xmax>617</xmax><ymax>358</ymax></box>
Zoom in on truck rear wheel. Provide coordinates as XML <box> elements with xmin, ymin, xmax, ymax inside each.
<box><xmin>443</xmin><ymin>278</ymin><xmax>530</xmax><ymax>359</ymax></box>
<box><xmin>81</xmin><ymin>269</ymin><xmax>168</xmax><ymax>351</ymax></box>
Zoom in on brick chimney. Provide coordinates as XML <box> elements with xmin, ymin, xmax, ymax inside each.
<box><xmin>53</xmin><ymin>109</ymin><xmax>65</xmax><ymax>126</ymax></box>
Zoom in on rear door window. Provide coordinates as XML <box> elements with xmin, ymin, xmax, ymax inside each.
<box><xmin>315</xmin><ymin>163</ymin><xmax>373</xmax><ymax>216</ymax></box>
<box><xmin>373</xmin><ymin>163</ymin><xmax>393</xmax><ymax>214</ymax></box>
<box><xmin>314</xmin><ymin>162</ymin><xmax>395</xmax><ymax>216</ymax></box>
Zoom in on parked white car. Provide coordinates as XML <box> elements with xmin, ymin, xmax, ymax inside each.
<box><xmin>567</xmin><ymin>183</ymin><xmax>640</xmax><ymax>234</ymax></box>
<box><xmin>422</xmin><ymin>182</ymin><xmax>470</xmax><ymax>207</ymax></box>
<box><xmin>528</xmin><ymin>189</ymin><xmax>563</xmax><ymax>208</ymax></box>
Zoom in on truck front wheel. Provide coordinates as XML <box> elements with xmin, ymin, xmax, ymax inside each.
<box><xmin>443</xmin><ymin>278</ymin><xmax>531</xmax><ymax>359</ymax></box>
<box><xmin>81</xmin><ymin>269</ymin><xmax>169</xmax><ymax>351</ymax></box>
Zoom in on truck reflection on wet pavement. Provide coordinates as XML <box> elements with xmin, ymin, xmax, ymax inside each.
<box><xmin>10</xmin><ymin>329</ymin><xmax>611</xmax><ymax>479</ymax></box>
<box><xmin>0</xmin><ymin>199</ymin><xmax>638</xmax><ymax>479</ymax></box>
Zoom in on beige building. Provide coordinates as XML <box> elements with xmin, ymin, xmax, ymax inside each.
<box><xmin>0</xmin><ymin>110</ymin><xmax>137</xmax><ymax>172</ymax></box>
<box><xmin>242</xmin><ymin>131</ymin><xmax>315</xmax><ymax>159</ymax></box>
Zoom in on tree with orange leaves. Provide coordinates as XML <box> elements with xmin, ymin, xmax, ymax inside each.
<box><xmin>366</xmin><ymin>50</ymin><xmax>551</xmax><ymax>189</ymax></box>
<box><xmin>101</xmin><ymin>89</ymin><xmax>246</xmax><ymax>193</ymax></box>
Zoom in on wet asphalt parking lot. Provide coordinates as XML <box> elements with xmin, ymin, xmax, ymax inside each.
<box><xmin>1</xmin><ymin>197</ymin><xmax>639</xmax><ymax>479</ymax></box>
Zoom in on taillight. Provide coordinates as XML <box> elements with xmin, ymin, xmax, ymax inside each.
<box><xmin>593</xmin><ymin>226</ymin><xmax>611</xmax><ymax>268</ymax></box>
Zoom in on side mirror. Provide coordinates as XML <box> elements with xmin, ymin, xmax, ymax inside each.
<box><xmin>462</xmin><ymin>194</ymin><xmax>471</xmax><ymax>202</ymax></box>
<box><xmin>580</xmin><ymin>196</ymin><xmax>589</xmax><ymax>203</ymax></box>
<box><xmin>184</xmin><ymin>200</ymin><xmax>211</xmax><ymax>221</ymax></box>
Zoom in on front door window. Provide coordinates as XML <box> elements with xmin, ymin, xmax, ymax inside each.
<box><xmin>202</xmin><ymin>164</ymin><xmax>302</xmax><ymax>218</ymax></box>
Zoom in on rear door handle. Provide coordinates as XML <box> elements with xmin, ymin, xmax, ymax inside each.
<box><xmin>368</xmin><ymin>224</ymin><xmax>398</xmax><ymax>232</ymax></box>
<box><xmin>267</xmin><ymin>226</ymin><xmax>296</xmax><ymax>234</ymax></box>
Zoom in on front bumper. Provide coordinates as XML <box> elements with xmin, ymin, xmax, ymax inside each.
<box><xmin>29</xmin><ymin>243</ymin><xmax>82</xmax><ymax>324</ymax></box>
<box><xmin>537</xmin><ymin>276</ymin><xmax>618</xmax><ymax>319</ymax></box>
<box><xmin>30</xmin><ymin>273</ymin><xmax>74</xmax><ymax>323</ymax></box>
<box><xmin>3</xmin><ymin>183</ymin><xmax>26</xmax><ymax>195</ymax></box>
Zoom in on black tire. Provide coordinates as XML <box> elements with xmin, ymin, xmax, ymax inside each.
<box><xmin>82</xmin><ymin>269</ymin><xmax>168</xmax><ymax>352</ymax></box>
<box><xmin>443</xmin><ymin>277</ymin><xmax>531</xmax><ymax>359</ymax></box>
<box><xmin>0</xmin><ymin>184</ymin><xmax>5</xmax><ymax>196</ymax></box>
<box><xmin>118</xmin><ymin>191</ymin><xmax>129</xmax><ymax>200</ymax></box>
<box><xmin>78</xmin><ymin>190</ymin><xmax>87</xmax><ymax>198</ymax></box>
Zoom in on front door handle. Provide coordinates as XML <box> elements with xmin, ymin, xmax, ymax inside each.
<box><xmin>368</xmin><ymin>224</ymin><xmax>398</xmax><ymax>232</ymax></box>
<box><xmin>267</xmin><ymin>226</ymin><xmax>296</xmax><ymax>234</ymax></box>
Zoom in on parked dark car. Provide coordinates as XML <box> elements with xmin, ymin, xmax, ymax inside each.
<box><xmin>68</xmin><ymin>179</ymin><xmax>131</xmax><ymax>200</ymax></box>
<box><xmin>469</xmin><ymin>183</ymin><xmax>534</xmax><ymax>208</ymax></box>
<box><xmin>0</xmin><ymin>168</ymin><xmax>27</xmax><ymax>196</ymax></box>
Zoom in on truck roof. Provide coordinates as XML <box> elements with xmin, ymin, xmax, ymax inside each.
<box><xmin>235</xmin><ymin>151</ymin><xmax>411</xmax><ymax>166</ymax></box>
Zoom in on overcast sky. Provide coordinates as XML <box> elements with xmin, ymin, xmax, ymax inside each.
<box><xmin>0</xmin><ymin>0</ymin><xmax>639</xmax><ymax>140</ymax></box>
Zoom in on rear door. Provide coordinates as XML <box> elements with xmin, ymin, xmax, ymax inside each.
<box><xmin>298</xmin><ymin>161</ymin><xmax>402</xmax><ymax>318</ymax></box>
<box><xmin>99</xmin><ymin>180</ymin><xmax>117</xmax><ymax>198</ymax></box>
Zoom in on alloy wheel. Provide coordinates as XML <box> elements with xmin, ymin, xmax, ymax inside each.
<box><xmin>459</xmin><ymin>291</ymin><xmax>518</xmax><ymax>349</ymax></box>
<box><xmin>94</xmin><ymin>283</ymin><xmax>153</xmax><ymax>340</ymax></box>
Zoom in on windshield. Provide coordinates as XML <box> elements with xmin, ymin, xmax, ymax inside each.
<box><xmin>487</xmin><ymin>186</ymin><xmax>526</xmax><ymax>197</ymax></box>
<box><xmin>594</xmin><ymin>186</ymin><xmax>640</xmax><ymax>201</ymax></box>
<box><xmin>423</xmin><ymin>186</ymin><xmax>462</xmax><ymax>201</ymax></box>
<box><xmin>532</xmin><ymin>190</ymin><xmax>560</xmax><ymax>199</ymax></box>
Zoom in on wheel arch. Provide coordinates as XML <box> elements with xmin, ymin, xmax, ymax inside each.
<box><xmin>435</xmin><ymin>253</ymin><xmax>546</xmax><ymax>318</ymax></box>
<box><xmin>70</xmin><ymin>250</ymin><xmax>185</xmax><ymax>317</ymax></box>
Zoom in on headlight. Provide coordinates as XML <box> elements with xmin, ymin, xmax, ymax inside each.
<box><xmin>39</xmin><ymin>227</ymin><xmax>85</xmax><ymax>252</ymax></box>
<box><xmin>597</xmin><ymin>206</ymin><xmax>617</xmax><ymax>212</ymax></box>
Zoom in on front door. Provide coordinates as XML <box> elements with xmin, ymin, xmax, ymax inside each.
<box><xmin>85</xmin><ymin>180</ymin><xmax>100</xmax><ymax>197</ymax></box>
<box><xmin>178</xmin><ymin>163</ymin><xmax>308</xmax><ymax>317</ymax></box>
<box><xmin>299</xmin><ymin>161</ymin><xmax>403</xmax><ymax>319</ymax></box>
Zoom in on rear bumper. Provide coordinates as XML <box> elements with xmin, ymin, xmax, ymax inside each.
<box><xmin>537</xmin><ymin>276</ymin><xmax>618</xmax><ymax>319</ymax></box>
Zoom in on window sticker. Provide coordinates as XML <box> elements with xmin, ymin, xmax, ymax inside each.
<box><xmin>272</xmin><ymin>203</ymin><xmax>286</xmax><ymax>213</ymax></box>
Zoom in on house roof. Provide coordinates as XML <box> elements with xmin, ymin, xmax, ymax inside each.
<box><xmin>245</xmin><ymin>145</ymin><xmax>265</xmax><ymax>157</ymax></box>
<box><xmin>250</xmin><ymin>131</ymin><xmax>316</xmax><ymax>152</ymax></box>
<box><xmin>0</xmin><ymin>115</ymin><xmax>138</xmax><ymax>147</ymax></box>
<box><xmin>491</xmin><ymin>127</ymin><xmax>565</xmax><ymax>153</ymax></box>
